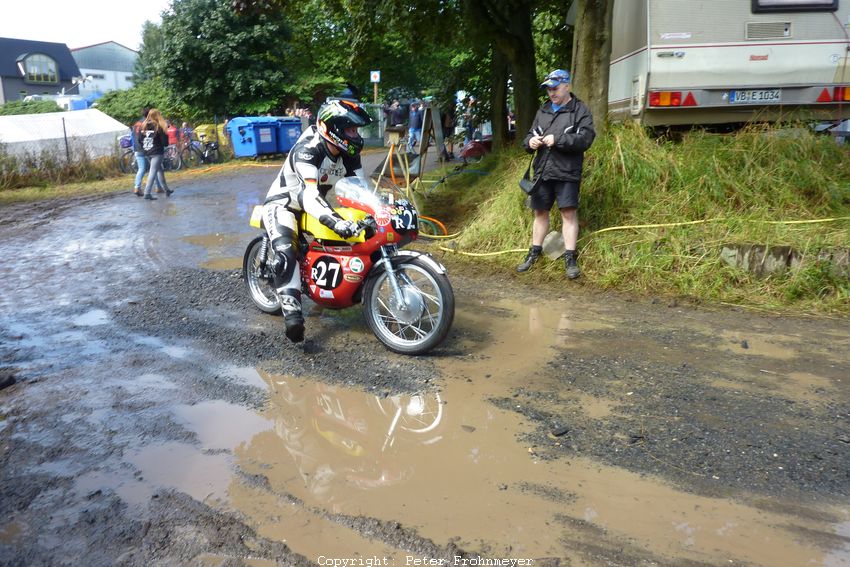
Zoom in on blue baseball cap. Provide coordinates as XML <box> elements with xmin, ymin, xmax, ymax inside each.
<box><xmin>541</xmin><ymin>69</ymin><xmax>571</xmax><ymax>88</ymax></box>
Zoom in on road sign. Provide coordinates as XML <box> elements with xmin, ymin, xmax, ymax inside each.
<box><xmin>370</xmin><ymin>71</ymin><xmax>381</xmax><ymax>83</ymax></box>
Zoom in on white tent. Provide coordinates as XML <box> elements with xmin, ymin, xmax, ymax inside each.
<box><xmin>0</xmin><ymin>109</ymin><xmax>128</xmax><ymax>162</ymax></box>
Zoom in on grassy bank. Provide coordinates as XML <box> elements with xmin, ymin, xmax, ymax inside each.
<box><xmin>420</xmin><ymin>123</ymin><xmax>850</xmax><ymax>314</ymax></box>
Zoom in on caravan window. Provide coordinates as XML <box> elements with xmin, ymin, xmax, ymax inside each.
<box><xmin>752</xmin><ymin>0</ymin><xmax>838</xmax><ymax>12</ymax></box>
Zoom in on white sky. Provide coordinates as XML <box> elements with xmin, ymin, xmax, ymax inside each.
<box><xmin>0</xmin><ymin>0</ymin><xmax>174</xmax><ymax>51</ymax></box>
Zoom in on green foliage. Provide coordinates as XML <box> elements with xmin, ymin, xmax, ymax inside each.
<box><xmin>135</xmin><ymin>20</ymin><xmax>165</xmax><ymax>81</ymax></box>
<box><xmin>157</xmin><ymin>0</ymin><xmax>292</xmax><ymax>115</ymax></box>
<box><xmin>96</xmin><ymin>78</ymin><xmax>191</xmax><ymax>125</ymax></box>
<box><xmin>426</xmin><ymin>124</ymin><xmax>850</xmax><ymax>313</ymax></box>
<box><xmin>0</xmin><ymin>100</ymin><xmax>62</xmax><ymax>116</ymax></box>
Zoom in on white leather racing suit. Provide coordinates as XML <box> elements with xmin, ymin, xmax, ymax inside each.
<box><xmin>262</xmin><ymin>125</ymin><xmax>368</xmax><ymax>313</ymax></box>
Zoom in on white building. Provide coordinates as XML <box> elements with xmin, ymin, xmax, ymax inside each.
<box><xmin>70</xmin><ymin>41</ymin><xmax>138</xmax><ymax>98</ymax></box>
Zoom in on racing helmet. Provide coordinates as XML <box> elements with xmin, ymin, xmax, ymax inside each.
<box><xmin>316</xmin><ymin>99</ymin><xmax>372</xmax><ymax>156</ymax></box>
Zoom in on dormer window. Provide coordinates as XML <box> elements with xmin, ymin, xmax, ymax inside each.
<box><xmin>17</xmin><ymin>53</ymin><xmax>58</xmax><ymax>84</ymax></box>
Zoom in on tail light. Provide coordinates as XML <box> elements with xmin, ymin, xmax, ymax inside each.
<box><xmin>648</xmin><ymin>91</ymin><xmax>692</xmax><ymax>107</ymax></box>
<box><xmin>833</xmin><ymin>86</ymin><xmax>850</xmax><ymax>102</ymax></box>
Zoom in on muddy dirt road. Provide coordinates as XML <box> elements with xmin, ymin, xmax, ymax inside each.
<box><xmin>1</xmin><ymin>164</ymin><xmax>848</xmax><ymax>566</ymax></box>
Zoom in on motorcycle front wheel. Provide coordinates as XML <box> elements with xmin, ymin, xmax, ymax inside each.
<box><xmin>363</xmin><ymin>256</ymin><xmax>454</xmax><ymax>355</ymax></box>
<box><xmin>243</xmin><ymin>237</ymin><xmax>281</xmax><ymax>314</ymax></box>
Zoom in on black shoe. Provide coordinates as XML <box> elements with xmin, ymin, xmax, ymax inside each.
<box><xmin>144</xmin><ymin>194</ymin><xmax>157</xmax><ymax>200</ymax></box>
<box><xmin>165</xmin><ymin>189</ymin><xmax>174</xmax><ymax>197</ymax></box>
<box><xmin>516</xmin><ymin>247</ymin><xmax>541</xmax><ymax>273</ymax></box>
<box><xmin>284</xmin><ymin>311</ymin><xmax>305</xmax><ymax>343</ymax></box>
<box><xmin>565</xmin><ymin>253</ymin><xmax>581</xmax><ymax>280</ymax></box>
<box><xmin>133</xmin><ymin>188</ymin><xmax>142</xmax><ymax>197</ymax></box>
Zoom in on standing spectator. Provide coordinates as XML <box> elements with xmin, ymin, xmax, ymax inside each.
<box><xmin>166</xmin><ymin>120</ymin><xmax>179</xmax><ymax>147</ymax></box>
<box><xmin>384</xmin><ymin>100</ymin><xmax>405</xmax><ymax>127</ymax></box>
<box><xmin>463</xmin><ymin>96</ymin><xmax>477</xmax><ymax>144</ymax></box>
<box><xmin>137</xmin><ymin>108</ymin><xmax>173</xmax><ymax>200</ymax></box>
<box><xmin>441</xmin><ymin>105</ymin><xmax>456</xmax><ymax>160</ymax></box>
<box><xmin>131</xmin><ymin>107</ymin><xmax>162</xmax><ymax>197</ymax></box>
<box><xmin>407</xmin><ymin>101</ymin><xmax>423</xmax><ymax>154</ymax></box>
<box><xmin>180</xmin><ymin>122</ymin><xmax>193</xmax><ymax>150</ymax></box>
<box><xmin>517</xmin><ymin>69</ymin><xmax>595</xmax><ymax>280</ymax></box>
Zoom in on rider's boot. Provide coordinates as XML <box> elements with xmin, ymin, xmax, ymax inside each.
<box><xmin>277</xmin><ymin>290</ymin><xmax>304</xmax><ymax>343</ymax></box>
<box><xmin>516</xmin><ymin>245</ymin><xmax>542</xmax><ymax>273</ymax></box>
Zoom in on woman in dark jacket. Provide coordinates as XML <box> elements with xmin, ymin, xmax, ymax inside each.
<box><xmin>136</xmin><ymin>108</ymin><xmax>173</xmax><ymax>200</ymax></box>
<box><xmin>517</xmin><ymin>69</ymin><xmax>595</xmax><ymax>279</ymax></box>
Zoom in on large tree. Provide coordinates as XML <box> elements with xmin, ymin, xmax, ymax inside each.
<box><xmin>570</xmin><ymin>0</ymin><xmax>614</xmax><ymax>136</ymax></box>
<box><xmin>156</xmin><ymin>0</ymin><xmax>292</xmax><ymax>116</ymax></box>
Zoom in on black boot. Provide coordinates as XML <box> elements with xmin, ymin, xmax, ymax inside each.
<box><xmin>516</xmin><ymin>246</ymin><xmax>542</xmax><ymax>273</ymax></box>
<box><xmin>564</xmin><ymin>250</ymin><xmax>581</xmax><ymax>280</ymax></box>
<box><xmin>284</xmin><ymin>310</ymin><xmax>305</xmax><ymax>343</ymax></box>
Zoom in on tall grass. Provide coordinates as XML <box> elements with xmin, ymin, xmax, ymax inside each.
<box><xmin>421</xmin><ymin>123</ymin><xmax>850</xmax><ymax>313</ymax></box>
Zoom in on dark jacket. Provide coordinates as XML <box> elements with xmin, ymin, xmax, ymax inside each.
<box><xmin>137</xmin><ymin>126</ymin><xmax>168</xmax><ymax>157</ymax></box>
<box><xmin>523</xmin><ymin>95</ymin><xmax>595</xmax><ymax>183</ymax></box>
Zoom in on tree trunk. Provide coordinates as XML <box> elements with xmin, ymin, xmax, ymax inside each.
<box><xmin>571</xmin><ymin>0</ymin><xmax>614</xmax><ymax>137</ymax></box>
<box><xmin>490</xmin><ymin>49</ymin><xmax>509</xmax><ymax>150</ymax></box>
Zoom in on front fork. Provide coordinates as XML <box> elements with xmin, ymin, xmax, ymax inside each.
<box><xmin>379</xmin><ymin>245</ymin><xmax>408</xmax><ymax>308</ymax></box>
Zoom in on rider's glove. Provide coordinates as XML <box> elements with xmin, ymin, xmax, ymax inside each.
<box><xmin>333</xmin><ymin>219</ymin><xmax>358</xmax><ymax>238</ymax></box>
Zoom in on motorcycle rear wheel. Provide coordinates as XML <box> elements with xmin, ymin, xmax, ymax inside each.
<box><xmin>243</xmin><ymin>237</ymin><xmax>281</xmax><ymax>314</ymax></box>
<box><xmin>363</xmin><ymin>256</ymin><xmax>454</xmax><ymax>355</ymax></box>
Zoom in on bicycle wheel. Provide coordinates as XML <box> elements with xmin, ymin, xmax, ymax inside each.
<box><xmin>118</xmin><ymin>150</ymin><xmax>135</xmax><ymax>174</ymax></box>
<box><xmin>167</xmin><ymin>147</ymin><xmax>183</xmax><ymax>171</ymax></box>
<box><xmin>207</xmin><ymin>146</ymin><xmax>221</xmax><ymax>164</ymax></box>
<box><xmin>181</xmin><ymin>146</ymin><xmax>202</xmax><ymax>168</ymax></box>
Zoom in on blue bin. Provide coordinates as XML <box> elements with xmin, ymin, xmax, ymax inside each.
<box><xmin>226</xmin><ymin>116</ymin><xmax>280</xmax><ymax>157</ymax></box>
<box><xmin>275</xmin><ymin>117</ymin><xmax>302</xmax><ymax>153</ymax></box>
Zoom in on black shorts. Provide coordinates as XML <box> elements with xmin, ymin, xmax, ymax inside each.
<box><xmin>529</xmin><ymin>178</ymin><xmax>580</xmax><ymax>210</ymax></box>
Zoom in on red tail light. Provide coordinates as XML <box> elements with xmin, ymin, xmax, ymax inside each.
<box><xmin>648</xmin><ymin>91</ymin><xmax>684</xmax><ymax>107</ymax></box>
<box><xmin>833</xmin><ymin>86</ymin><xmax>850</xmax><ymax>102</ymax></box>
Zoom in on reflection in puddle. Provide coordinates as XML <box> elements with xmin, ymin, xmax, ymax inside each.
<box><xmin>221</xmin><ymin>295</ymin><xmax>850</xmax><ymax>565</ymax></box>
<box><xmin>135</xmin><ymin>336</ymin><xmax>191</xmax><ymax>359</ymax></box>
<box><xmin>719</xmin><ymin>330</ymin><xmax>798</xmax><ymax>360</ymax></box>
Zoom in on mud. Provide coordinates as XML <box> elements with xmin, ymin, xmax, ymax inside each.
<box><xmin>0</xmin><ymin>165</ymin><xmax>848</xmax><ymax>566</ymax></box>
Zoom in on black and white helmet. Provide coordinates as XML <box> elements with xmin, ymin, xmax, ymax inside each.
<box><xmin>316</xmin><ymin>99</ymin><xmax>372</xmax><ymax>156</ymax></box>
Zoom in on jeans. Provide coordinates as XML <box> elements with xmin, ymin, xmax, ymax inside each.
<box><xmin>134</xmin><ymin>152</ymin><xmax>162</xmax><ymax>190</ymax></box>
<box><xmin>407</xmin><ymin>128</ymin><xmax>421</xmax><ymax>153</ymax></box>
<box><xmin>143</xmin><ymin>154</ymin><xmax>170</xmax><ymax>196</ymax></box>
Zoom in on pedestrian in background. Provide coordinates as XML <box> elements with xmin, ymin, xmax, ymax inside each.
<box><xmin>407</xmin><ymin>101</ymin><xmax>423</xmax><ymax>154</ymax></box>
<box><xmin>137</xmin><ymin>108</ymin><xmax>173</xmax><ymax>200</ymax></box>
<box><xmin>131</xmin><ymin>107</ymin><xmax>162</xmax><ymax>197</ymax></box>
<box><xmin>517</xmin><ymin>69</ymin><xmax>595</xmax><ymax>279</ymax></box>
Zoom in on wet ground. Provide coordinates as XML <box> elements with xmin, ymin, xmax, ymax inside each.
<box><xmin>0</xmin><ymin>162</ymin><xmax>849</xmax><ymax>566</ymax></box>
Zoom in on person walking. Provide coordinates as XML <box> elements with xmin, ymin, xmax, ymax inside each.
<box><xmin>137</xmin><ymin>108</ymin><xmax>173</xmax><ymax>200</ymax></box>
<box><xmin>131</xmin><ymin>107</ymin><xmax>162</xmax><ymax>196</ymax></box>
<box><xmin>517</xmin><ymin>69</ymin><xmax>595</xmax><ymax>279</ymax></box>
<box><xmin>407</xmin><ymin>101</ymin><xmax>423</xmax><ymax>154</ymax></box>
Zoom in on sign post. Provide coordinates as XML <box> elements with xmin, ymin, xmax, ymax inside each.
<box><xmin>370</xmin><ymin>70</ymin><xmax>380</xmax><ymax>105</ymax></box>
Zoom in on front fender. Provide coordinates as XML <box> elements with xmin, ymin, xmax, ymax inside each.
<box><xmin>369</xmin><ymin>250</ymin><xmax>447</xmax><ymax>277</ymax></box>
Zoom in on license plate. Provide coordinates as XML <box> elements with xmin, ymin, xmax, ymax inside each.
<box><xmin>729</xmin><ymin>89</ymin><xmax>781</xmax><ymax>104</ymax></box>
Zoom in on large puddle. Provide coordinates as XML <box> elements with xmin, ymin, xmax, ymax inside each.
<box><xmin>64</xmin><ymin>294</ymin><xmax>849</xmax><ymax>565</ymax></box>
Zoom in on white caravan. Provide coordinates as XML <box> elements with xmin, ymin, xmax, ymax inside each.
<box><xmin>608</xmin><ymin>0</ymin><xmax>850</xmax><ymax>125</ymax></box>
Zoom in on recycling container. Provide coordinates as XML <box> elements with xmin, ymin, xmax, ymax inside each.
<box><xmin>226</xmin><ymin>116</ymin><xmax>280</xmax><ymax>157</ymax></box>
<box><xmin>275</xmin><ymin>117</ymin><xmax>302</xmax><ymax>153</ymax></box>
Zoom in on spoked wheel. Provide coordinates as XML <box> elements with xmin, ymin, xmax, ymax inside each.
<box><xmin>242</xmin><ymin>237</ymin><xmax>281</xmax><ymax>314</ymax></box>
<box><xmin>363</xmin><ymin>256</ymin><xmax>454</xmax><ymax>355</ymax></box>
<box><xmin>119</xmin><ymin>150</ymin><xmax>136</xmax><ymax>174</ymax></box>
<box><xmin>181</xmin><ymin>146</ymin><xmax>203</xmax><ymax>168</ymax></box>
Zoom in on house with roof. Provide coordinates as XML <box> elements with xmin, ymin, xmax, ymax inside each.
<box><xmin>0</xmin><ymin>37</ymin><xmax>82</xmax><ymax>104</ymax></box>
<box><xmin>70</xmin><ymin>41</ymin><xmax>138</xmax><ymax>98</ymax></box>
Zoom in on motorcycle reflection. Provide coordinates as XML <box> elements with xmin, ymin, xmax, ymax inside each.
<box><xmin>267</xmin><ymin>376</ymin><xmax>445</xmax><ymax>508</ymax></box>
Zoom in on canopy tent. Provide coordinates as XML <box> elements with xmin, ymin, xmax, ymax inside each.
<box><xmin>0</xmin><ymin>109</ymin><xmax>128</xmax><ymax>161</ymax></box>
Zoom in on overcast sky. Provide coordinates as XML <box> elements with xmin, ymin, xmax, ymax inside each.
<box><xmin>0</xmin><ymin>0</ymin><xmax>173</xmax><ymax>51</ymax></box>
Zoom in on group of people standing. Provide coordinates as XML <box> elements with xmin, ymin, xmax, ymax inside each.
<box><xmin>132</xmin><ymin>107</ymin><xmax>173</xmax><ymax>200</ymax></box>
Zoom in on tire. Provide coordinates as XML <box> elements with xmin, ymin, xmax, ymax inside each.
<box><xmin>207</xmin><ymin>147</ymin><xmax>221</xmax><ymax>164</ymax></box>
<box><xmin>181</xmin><ymin>147</ymin><xmax>203</xmax><ymax>168</ymax></box>
<box><xmin>119</xmin><ymin>150</ymin><xmax>135</xmax><ymax>174</ymax></box>
<box><xmin>363</xmin><ymin>256</ymin><xmax>454</xmax><ymax>355</ymax></box>
<box><xmin>242</xmin><ymin>236</ymin><xmax>281</xmax><ymax>314</ymax></box>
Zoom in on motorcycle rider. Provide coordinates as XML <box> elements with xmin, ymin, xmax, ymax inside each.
<box><xmin>262</xmin><ymin>98</ymin><xmax>372</xmax><ymax>343</ymax></box>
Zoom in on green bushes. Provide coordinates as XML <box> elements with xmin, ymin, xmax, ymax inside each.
<box><xmin>424</xmin><ymin>123</ymin><xmax>850</xmax><ymax>313</ymax></box>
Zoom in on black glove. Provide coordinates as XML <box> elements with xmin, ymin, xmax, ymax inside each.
<box><xmin>333</xmin><ymin>219</ymin><xmax>358</xmax><ymax>238</ymax></box>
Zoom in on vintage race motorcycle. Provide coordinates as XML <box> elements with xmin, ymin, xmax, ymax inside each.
<box><xmin>243</xmin><ymin>178</ymin><xmax>455</xmax><ymax>355</ymax></box>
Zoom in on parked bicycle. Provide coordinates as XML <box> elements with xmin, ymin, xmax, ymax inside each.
<box><xmin>180</xmin><ymin>134</ymin><xmax>220</xmax><ymax>168</ymax></box>
<box><xmin>118</xmin><ymin>135</ymin><xmax>182</xmax><ymax>173</ymax></box>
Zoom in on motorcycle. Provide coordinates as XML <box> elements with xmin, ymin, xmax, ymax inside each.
<box><xmin>243</xmin><ymin>177</ymin><xmax>455</xmax><ymax>355</ymax></box>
